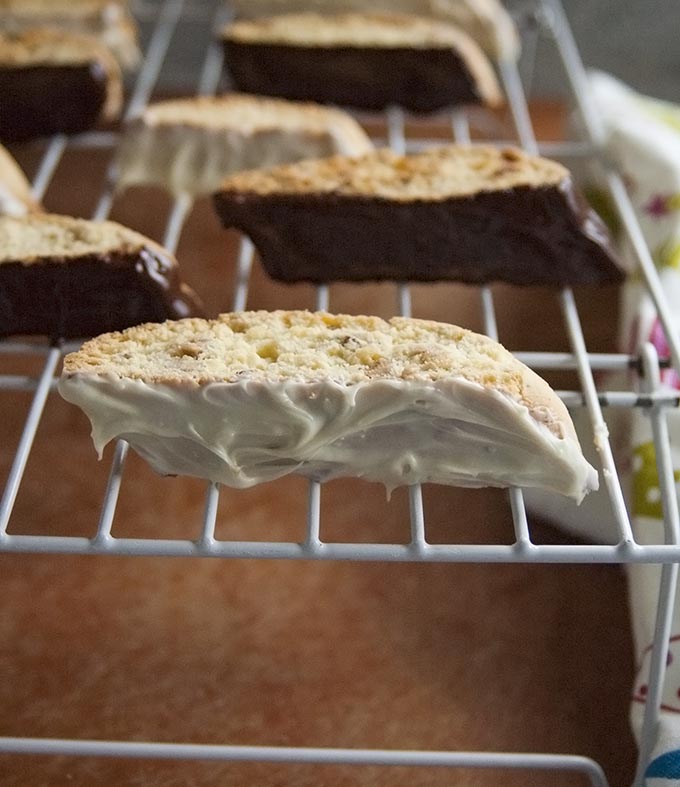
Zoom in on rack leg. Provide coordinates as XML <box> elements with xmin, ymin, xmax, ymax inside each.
<box><xmin>633</xmin><ymin>346</ymin><xmax>680</xmax><ymax>783</ymax></box>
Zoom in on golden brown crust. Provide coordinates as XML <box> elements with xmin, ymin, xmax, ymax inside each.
<box><xmin>0</xmin><ymin>0</ymin><xmax>123</xmax><ymax>12</ymax></box>
<box><xmin>0</xmin><ymin>26</ymin><xmax>112</xmax><ymax>65</ymax></box>
<box><xmin>0</xmin><ymin>213</ymin><xmax>169</xmax><ymax>265</ymax></box>
<box><xmin>228</xmin><ymin>0</ymin><xmax>520</xmax><ymax>59</ymax></box>
<box><xmin>217</xmin><ymin>145</ymin><xmax>568</xmax><ymax>202</ymax></box>
<box><xmin>0</xmin><ymin>1</ymin><xmax>139</xmax><ymax>68</ymax></box>
<box><xmin>225</xmin><ymin>12</ymin><xmax>479</xmax><ymax>47</ymax></box>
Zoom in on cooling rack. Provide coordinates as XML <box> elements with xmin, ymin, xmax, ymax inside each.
<box><xmin>0</xmin><ymin>0</ymin><xmax>676</xmax><ymax>783</ymax></box>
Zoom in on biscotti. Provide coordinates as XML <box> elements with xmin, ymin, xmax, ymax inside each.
<box><xmin>213</xmin><ymin>145</ymin><xmax>624</xmax><ymax>286</ymax></box>
<box><xmin>117</xmin><ymin>94</ymin><xmax>374</xmax><ymax>196</ymax></box>
<box><xmin>0</xmin><ymin>143</ymin><xmax>40</xmax><ymax>216</ymax></box>
<box><xmin>229</xmin><ymin>0</ymin><xmax>519</xmax><ymax>61</ymax></box>
<box><xmin>0</xmin><ymin>28</ymin><xmax>123</xmax><ymax>142</ymax></box>
<box><xmin>221</xmin><ymin>13</ymin><xmax>502</xmax><ymax>113</ymax></box>
<box><xmin>0</xmin><ymin>0</ymin><xmax>140</xmax><ymax>68</ymax></box>
<box><xmin>0</xmin><ymin>213</ymin><xmax>202</xmax><ymax>340</ymax></box>
<box><xmin>59</xmin><ymin>310</ymin><xmax>598</xmax><ymax>500</ymax></box>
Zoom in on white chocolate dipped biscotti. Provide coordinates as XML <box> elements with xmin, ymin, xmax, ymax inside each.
<box><xmin>117</xmin><ymin>94</ymin><xmax>374</xmax><ymax>196</ymax></box>
<box><xmin>59</xmin><ymin>310</ymin><xmax>598</xmax><ymax>501</ymax></box>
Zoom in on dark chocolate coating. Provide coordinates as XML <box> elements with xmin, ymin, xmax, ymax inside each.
<box><xmin>0</xmin><ymin>62</ymin><xmax>109</xmax><ymax>143</ymax></box>
<box><xmin>214</xmin><ymin>181</ymin><xmax>624</xmax><ymax>286</ymax></box>
<box><xmin>0</xmin><ymin>246</ymin><xmax>203</xmax><ymax>340</ymax></box>
<box><xmin>222</xmin><ymin>40</ymin><xmax>483</xmax><ymax>112</ymax></box>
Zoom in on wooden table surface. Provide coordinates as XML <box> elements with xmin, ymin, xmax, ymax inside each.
<box><xmin>0</xmin><ymin>105</ymin><xmax>637</xmax><ymax>786</ymax></box>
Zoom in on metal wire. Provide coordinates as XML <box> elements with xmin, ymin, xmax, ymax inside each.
<box><xmin>543</xmin><ymin>0</ymin><xmax>680</xmax><ymax>376</ymax></box>
<box><xmin>30</xmin><ymin>136</ymin><xmax>67</xmax><ymax>202</ymax></box>
<box><xmin>199</xmin><ymin>483</ymin><xmax>220</xmax><ymax>548</ymax></box>
<box><xmin>633</xmin><ymin>345</ymin><xmax>680</xmax><ymax>784</ymax></box>
<box><xmin>0</xmin><ymin>347</ymin><xmax>60</xmax><ymax>536</ymax></box>
<box><xmin>455</xmin><ymin>87</ymin><xmax>533</xmax><ymax>552</ymax></box>
<box><xmin>315</xmin><ymin>283</ymin><xmax>329</xmax><ymax>312</ymax></box>
<box><xmin>94</xmin><ymin>440</ymin><xmax>129</xmax><ymax>544</ymax></box>
<box><xmin>498</xmin><ymin>47</ymin><xmax>637</xmax><ymax>548</ymax></box>
<box><xmin>305</xmin><ymin>481</ymin><xmax>322</xmax><ymax>549</ymax></box>
<box><xmin>8</xmin><ymin>531</ymin><xmax>680</xmax><ymax>563</ymax></box>
<box><xmin>92</xmin><ymin>0</ymin><xmax>237</xmax><ymax>545</ymax></box>
<box><xmin>232</xmin><ymin>237</ymin><xmax>254</xmax><ymax>311</ymax></box>
<box><xmin>0</xmin><ymin>737</ymin><xmax>608</xmax><ymax>784</ymax></box>
<box><xmin>408</xmin><ymin>485</ymin><xmax>427</xmax><ymax>552</ymax></box>
<box><xmin>561</xmin><ymin>289</ymin><xmax>635</xmax><ymax>545</ymax></box>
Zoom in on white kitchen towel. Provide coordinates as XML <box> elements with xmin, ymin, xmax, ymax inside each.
<box><xmin>588</xmin><ymin>70</ymin><xmax>680</xmax><ymax>785</ymax></box>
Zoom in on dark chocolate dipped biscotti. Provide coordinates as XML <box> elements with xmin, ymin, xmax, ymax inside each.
<box><xmin>0</xmin><ymin>28</ymin><xmax>122</xmax><ymax>142</ymax></box>
<box><xmin>221</xmin><ymin>13</ymin><xmax>502</xmax><ymax>113</ymax></box>
<box><xmin>213</xmin><ymin>145</ymin><xmax>624</xmax><ymax>287</ymax></box>
<box><xmin>0</xmin><ymin>213</ymin><xmax>202</xmax><ymax>340</ymax></box>
<box><xmin>228</xmin><ymin>0</ymin><xmax>519</xmax><ymax>61</ymax></box>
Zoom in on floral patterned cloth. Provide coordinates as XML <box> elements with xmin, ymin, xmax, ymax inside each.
<box><xmin>589</xmin><ymin>70</ymin><xmax>680</xmax><ymax>784</ymax></box>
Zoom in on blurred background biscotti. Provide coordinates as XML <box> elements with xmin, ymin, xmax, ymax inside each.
<box><xmin>228</xmin><ymin>0</ymin><xmax>520</xmax><ymax>60</ymax></box>
<box><xmin>0</xmin><ymin>0</ymin><xmax>140</xmax><ymax>68</ymax></box>
<box><xmin>220</xmin><ymin>13</ymin><xmax>503</xmax><ymax>112</ymax></box>
<box><xmin>0</xmin><ymin>27</ymin><xmax>123</xmax><ymax>142</ymax></box>
<box><xmin>117</xmin><ymin>94</ymin><xmax>374</xmax><ymax>195</ymax></box>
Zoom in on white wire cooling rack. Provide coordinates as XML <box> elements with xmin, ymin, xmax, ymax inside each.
<box><xmin>0</xmin><ymin>1</ymin><xmax>677</xmax><ymax>783</ymax></box>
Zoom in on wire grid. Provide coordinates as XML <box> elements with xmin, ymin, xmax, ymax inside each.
<box><xmin>0</xmin><ymin>1</ymin><xmax>676</xmax><ymax>783</ymax></box>
<box><xmin>0</xmin><ymin>1</ymin><xmax>676</xmax><ymax>564</ymax></box>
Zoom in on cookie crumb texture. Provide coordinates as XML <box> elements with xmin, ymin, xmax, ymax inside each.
<box><xmin>60</xmin><ymin>311</ymin><xmax>598</xmax><ymax>500</ymax></box>
<box><xmin>214</xmin><ymin>145</ymin><xmax>623</xmax><ymax>285</ymax></box>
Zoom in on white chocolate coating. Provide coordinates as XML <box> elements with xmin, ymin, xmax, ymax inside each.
<box><xmin>58</xmin><ymin>373</ymin><xmax>598</xmax><ymax>501</ymax></box>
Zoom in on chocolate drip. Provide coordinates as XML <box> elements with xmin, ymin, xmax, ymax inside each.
<box><xmin>214</xmin><ymin>182</ymin><xmax>624</xmax><ymax>286</ymax></box>
<box><xmin>0</xmin><ymin>62</ymin><xmax>109</xmax><ymax>143</ymax></box>
<box><xmin>0</xmin><ymin>246</ymin><xmax>203</xmax><ymax>340</ymax></box>
<box><xmin>222</xmin><ymin>41</ymin><xmax>483</xmax><ymax>112</ymax></box>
